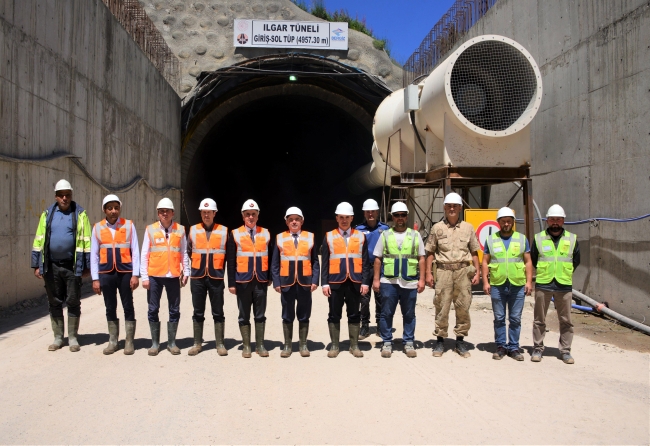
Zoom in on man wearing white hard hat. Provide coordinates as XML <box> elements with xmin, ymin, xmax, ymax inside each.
<box><xmin>140</xmin><ymin>198</ymin><xmax>190</xmax><ymax>356</ymax></box>
<box><xmin>424</xmin><ymin>192</ymin><xmax>480</xmax><ymax>358</ymax></box>
<box><xmin>481</xmin><ymin>207</ymin><xmax>533</xmax><ymax>361</ymax></box>
<box><xmin>321</xmin><ymin>202</ymin><xmax>372</xmax><ymax>358</ymax></box>
<box><xmin>32</xmin><ymin>179</ymin><xmax>91</xmax><ymax>352</ymax></box>
<box><xmin>90</xmin><ymin>194</ymin><xmax>140</xmax><ymax>355</ymax></box>
<box><xmin>226</xmin><ymin>199</ymin><xmax>272</xmax><ymax>358</ymax></box>
<box><xmin>187</xmin><ymin>198</ymin><xmax>229</xmax><ymax>357</ymax></box>
<box><xmin>355</xmin><ymin>198</ymin><xmax>389</xmax><ymax>339</ymax></box>
<box><xmin>530</xmin><ymin>204</ymin><xmax>580</xmax><ymax>364</ymax></box>
<box><xmin>271</xmin><ymin>206</ymin><xmax>320</xmax><ymax>357</ymax></box>
<box><xmin>372</xmin><ymin>202</ymin><xmax>425</xmax><ymax>358</ymax></box>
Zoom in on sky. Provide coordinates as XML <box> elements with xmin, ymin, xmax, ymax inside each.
<box><xmin>312</xmin><ymin>0</ymin><xmax>457</xmax><ymax>64</ymax></box>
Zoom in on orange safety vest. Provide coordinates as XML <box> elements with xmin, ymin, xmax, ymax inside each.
<box><xmin>189</xmin><ymin>223</ymin><xmax>227</xmax><ymax>279</ymax></box>
<box><xmin>146</xmin><ymin>222</ymin><xmax>185</xmax><ymax>278</ymax></box>
<box><xmin>232</xmin><ymin>225</ymin><xmax>270</xmax><ymax>283</ymax></box>
<box><xmin>277</xmin><ymin>231</ymin><xmax>314</xmax><ymax>287</ymax></box>
<box><xmin>95</xmin><ymin>218</ymin><xmax>133</xmax><ymax>273</ymax></box>
<box><xmin>326</xmin><ymin>228</ymin><xmax>364</xmax><ymax>283</ymax></box>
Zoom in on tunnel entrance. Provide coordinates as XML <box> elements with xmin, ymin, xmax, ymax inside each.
<box><xmin>181</xmin><ymin>54</ymin><xmax>392</xmax><ymax>242</ymax></box>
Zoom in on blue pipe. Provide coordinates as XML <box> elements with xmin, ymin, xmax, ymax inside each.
<box><xmin>551</xmin><ymin>297</ymin><xmax>593</xmax><ymax>312</ymax></box>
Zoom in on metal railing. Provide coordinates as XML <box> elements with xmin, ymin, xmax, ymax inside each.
<box><xmin>101</xmin><ymin>0</ymin><xmax>180</xmax><ymax>92</ymax></box>
<box><xmin>402</xmin><ymin>0</ymin><xmax>497</xmax><ymax>87</ymax></box>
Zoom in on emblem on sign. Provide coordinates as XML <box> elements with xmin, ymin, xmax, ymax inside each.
<box><xmin>237</xmin><ymin>34</ymin><xmax>248</xmax><ymax>44</ymax></box>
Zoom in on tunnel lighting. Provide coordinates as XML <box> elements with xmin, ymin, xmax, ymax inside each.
<box><xmin>289</xmin><ymin>75</ymin><xmax>297</xmax><ymax>81</ymax></box>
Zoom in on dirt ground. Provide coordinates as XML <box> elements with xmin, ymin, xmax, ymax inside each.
<box><xmin>0</xmin><ymin>285</ymin><xmax>648</xmax><ymax>444</ymax></box>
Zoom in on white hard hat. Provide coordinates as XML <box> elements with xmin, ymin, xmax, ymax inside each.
<box><xmin>241</xmin><ymin>199</ymin><xmax>260</xmax><ymax>212</ymax></box>
<box><xmin>546</xmin><ymin>204</ymin><xmax>566</xmax><ymax>218</ymax></box>
<box><xmin>199</xmin><ymin>198</ymin><xmax>217</xmax><ymax>211</ymax></box>
<box><xmin>54</xmin><ymin>179</ymin><xmax>73</xmax><ymax>192</ymax></box>
<box><xmin>335</xmin><ymin>202</ymin><xmax>354</xmax><ymax>216</ymax></box>
<box><xmin>285</xmin><ymin>206</ymin><xmax>304</xmax><ymax>219</ymax></box>
<box><xmin>156</xmin><ymin>198</ymin><xmax>174</xmax><ymax>210</ymax></box>
<box><xmin>443</xmin><ymin>192</ymin><xmax>463</xmax><ymax>205</ymax></box>
<box><xmin>362</xmin><ymin>199</ymin><xmax>380</xmax><ymax>211</ymax></box>
<box><xmin>390</xmin><ymin>202</ymin><xmax>409</xmax><ymax>214</ymax></box>
<box><xmin>496</xmin><ymin>207</ymin><xmax>515</xmax><ymax>220</ymax></box>
<box><xmin>102</xmin><ymin>194</ymin><xmax>121</xmax><ymax>208</ymax></box>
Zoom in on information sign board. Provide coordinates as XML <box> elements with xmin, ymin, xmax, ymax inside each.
<box><xmin>233</xmin><ymin>20</ymin><xmax>348</xmax><ymax>50</ymax></box>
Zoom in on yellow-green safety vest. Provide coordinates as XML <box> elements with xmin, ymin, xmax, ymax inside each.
<box><xmin>534</xmin><ymin>230</ymin><xmax>576</xmax><ymax>286</ymax></box>
<box><xmin>486</xmin><ymin>231</ymin><xmax>527</xmax><ymax>286</ymax></box>
<box><xmin>381</xmin><ymin>228</ymin><xmax>420</xmax><ymax>282</ymax></box>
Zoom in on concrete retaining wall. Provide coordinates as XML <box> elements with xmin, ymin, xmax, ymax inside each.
<box><xmin>0</xmin><ymin>0</ymin><xmax>181</xmax><ymax>308</ymax></box>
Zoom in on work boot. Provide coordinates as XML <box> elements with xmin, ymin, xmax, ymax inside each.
<box><xmin>148</xmin><ymin>321</ymin><xmax>161</xmax><ymax>356</ymax></box>
<box><xmin>432</xmin><ymin>339</ymin><xmax>445</xmax><ymax>357</ymax></box>
<box><xmin>403</xmin><ymin>341</ymin><xmax>417</xmax><ymax>358</ymax></box>
<box><xmin>214</xmin><ymin>321</ymin><xmax>228</xmax><ymax>356</ymax></box>
<box><xmin>531</xmin><ymin>349</ymin><xmax>543</xmax><ymax>362</ymax></box>
<box><xmin>103</xmin><ymin>320</ymin><xmax>120</xmax><ymax>355</ymax></box>
<box><xmin>381</xmin><ymin>343</ymin><xmax>392</xmax><ymax>358</ymax></box>
<box><xmin>493</xmin><ymin>346</ymin><xmax>507</xmax><ymax>360</ymax></box>
<box><xmin>348</xmin><ymin>323</ymin><xmax>363</xmax><ymax>358</ymax></box>
<box><xmin>509</xmin><ymin>349</ymin><xmax>524</xmax><ymax>361</ymax></box>
<box><xmin>240</xmin><ymin>325</ymin><xmax>252</xmax><ymax>358</ymax></box>
<box><xmin>68</xmin><ymin>316</ymin><xmax>81</xmax><ymax>352</ymax></box>
<box><xmin>167</xmin><ymin>322</ymin><xmax>181</xmax><ymax>355</ymax></box>
<box><xmin>327</xmin><ymin>322</ymin><xmax>340</xmax><ymax>358</ymax></box>
<box><xmin>281</xmin><ymin>322</ymin><xmax>293</xmax><ymax>358</ymax></box>
<box><xmin>455</xmin><ymin>339</ymin><xmax>471</xmax><ymax>358</ymax></box>
<box><xmin>298</xmin><ymin>322</ymin><xmax>310</xmax><ymax>357</ymax></box>
<box><xmin>48</xmin><ymin>316</ymin><xmax>64</xmax><ymax>351</ymax></box>
<box><xmin>255</xmin><ymin>322</ymin><xmax>269</xmax><ymax>357</ymax></box>
<box><xmin>188</xmin><ymin>321</ymin><xmax>204</xmax><ymax>356</ymax></box>
<box><xmin>561</xmin><ymin>352</ymin><xmax>575</xmax><ymax>364</ymax></box>
<box><xmin>359</xmin><ymin>322</ymin><xmax>370</xmax><ymax>340</ymax></box>
<box><xmin>124</xmin><ymin>320</ymin><xmax>136</xmax><ymax>355</ymax></box>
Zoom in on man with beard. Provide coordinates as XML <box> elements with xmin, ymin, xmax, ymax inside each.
<box><xmin>530</xmin><ymin>204</ymin><xmax>580</xmax><ymax>364</ymax></box>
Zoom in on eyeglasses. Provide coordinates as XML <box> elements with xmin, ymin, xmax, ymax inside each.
<box><xmin>392</xmin><ymin>213</ymin><xmax>408</xmax><ymax>218</ymax></box>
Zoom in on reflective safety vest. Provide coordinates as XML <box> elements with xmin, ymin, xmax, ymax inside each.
<box><xmin>534</xmin><ymin>230</ymin><xmax>576</xmax><ymax>286</ymax></box>
<box><xmin>381</xmin><ymin>228</ymin><xmax>420</xmax><ymax>282</ymax></box>
<box><xmin>486</xmin><ymin>231</ymin><xmax>526</xmax><ymax>286</ymax></box>
<box><xmin>95</xmin><ymin>218</ymin><xmax>133</xmax><ymax>274</ymax></box>
<box><xmin>189</xmin><ymin>223</ymin><xmax>227</xmax><ymax>279</ymax></box>
<box><xmin>276</xmin><ymin>231</ymin><xmax>314</xmax><ymax>287</ymax></box>
<box><xmin>232</xmin><ymin>226</ymin><xmax>270</xmax><ymax>283</ymax></box>
<box><xmin>146</xmin><ymin>222</ymin><xmax>185</xmax><ymax>278</ymax></box>
<box><xmin>326</xmin><ymin>229</ymin><xmax>364</xmax><ymax>284</ymax></box>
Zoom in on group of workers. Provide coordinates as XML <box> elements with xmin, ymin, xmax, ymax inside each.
<box><xmin>31</xmin><ymin>179</ymin><xmax>579</xmax><ymax>364</ymax></box>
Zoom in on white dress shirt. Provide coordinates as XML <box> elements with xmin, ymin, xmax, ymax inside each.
<box><xmin>90</xmin><ymin>220</ymin><xmax>140</xmax><ymax>281</ymax></box>
<box><xmin>140</xmin><ymin>221</ymin><xmax>190</xmax><ymax>281</ymax></box>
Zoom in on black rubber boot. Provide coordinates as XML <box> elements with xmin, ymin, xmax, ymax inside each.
<box><xmin>188</xmin><ymin>321</ymin><xmax>203</xmax><ymax>356</ymax></box>
<box><xmin>327</xmin><ymin>322</ymin><xmax>340</xmax><ymax>358</ymax></box>
<box><xmin>359</xmin><ymin>322</ymin><xmax>370</xmax><ymax>340</ymax></box>
<box><xmin>214</xmin><ymin>322</ymin><xmax>227</xmax><ymax>356</ymax></box>
<box><xmin>281</xmin><ymin>322</ymin><xmax>293</xmax><ymax>358</ymax></box>
<box><xmin>348</xmin><ymin>322</ymin><xmax>364</xmax><ymax>358</ymax></box>
<box><xmin>298</xmin><ymin>322</ymin><xmax>310</xmax><ymax>357</ymax></box>
<box><xmin>68</xmin><ymin>316</ymin><xmax>81</xmax><ymax>352</ymax></box>
<box><xmin>103</xmin><ymin>320</ymin><xmax>119</xmax><ymax>355</ymax></box>
<box><xmin>148</xmin><ymin>321</ymin><xmax>161</xmax><ymax>356</ymax></box>
<box><xmin>167</xmin><ymin>322</ymin><xmax>181</xmax><ymax>355</ymax></box>
<box><xmin>255</xmin><ymin>322</ymin><xmax>269</xmax><ymax>357</ymax></box>
<box><xmin>48</xmin><ymin>316</ymin><xmax>64</xmax><ymax>351</ymax></box>
<box><xmin>240</xmin><ymin>325</ymin><xmax>252</xmax><ymax>358</ymax></box>
<box><xmin>124</xmin><ymin>320</ymin><xmax>136</xmax><ymax>355</ymax></box>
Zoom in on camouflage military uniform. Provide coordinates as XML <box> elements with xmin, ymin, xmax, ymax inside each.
<box><xmin>425</xmin><ymin>219</ymin><xmax>480</xmax><ymax>337</ymax></box>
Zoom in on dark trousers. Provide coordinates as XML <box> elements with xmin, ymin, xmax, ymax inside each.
<box><xmin>44</xmin><ymin>261</ymin><xmax>81</xmax><ymax>318</ymax></box>
<box><xmin>280</xmin><ymin>284</ymin><xmax>312</xmax><ymax>323</ymax></box>
<box><xmin>99</xmin><ymin>271</ymin><xmax>135</xmax><ymax>321</ymax></box>
<box><xmin>327</xmin><ymin>280</ymin><xmax>361</xmax><ymax>323</ymax></box>
<box><xmin>147</xmin><ymin>277</ymin><xmax>181</xmax><ymax>323</ymax></box>
<box><xmin>236</xmin><ymin>279</ymin><xmax>267</xmax><ymax>326</ymax></box>
<box><xmin>360</xmin><ymin>288</ymin><xmax>383</xmax><ymax>324</ymax></box>
<box><xmin>190</xmin><ymin>277</ymin><xmax>225</xmax><ymax>322</ymax></box>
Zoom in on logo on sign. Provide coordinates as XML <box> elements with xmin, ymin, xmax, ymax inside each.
<box><xmin>237</xmin><ymin>21</ymin><xmax>248</xmax><ymax>31</ymax></box>
<box><xmin>237</xmin><ymin>34</ymin><xmax>248</xmax><ymax>44</ymax></box>
<box><xmin>331</xmin><ymin>27</ymin><xmax>345</xmax><ymax>41</ymax></box>
<box><xmin>332</xmin><ymin>28</ymin><xmax>344</xmax><ymax>36</ymax></box>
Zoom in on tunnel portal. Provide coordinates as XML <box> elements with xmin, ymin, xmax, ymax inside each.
<box><xmin>181</xmin><ymin>54</ymin><xmax>392</xmax><ymax>241</ymax></box>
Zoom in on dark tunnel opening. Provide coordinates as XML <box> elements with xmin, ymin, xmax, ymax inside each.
<box><xmin>184</xmin><ymin>93</ymin><xmax>376</xmax><ymax>243</ymax></box>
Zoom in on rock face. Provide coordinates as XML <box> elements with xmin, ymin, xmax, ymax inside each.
<box><xmin>139</xmin><ymin>0</ymin><xmax>402</xmax><ymax>94</ymax></box>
